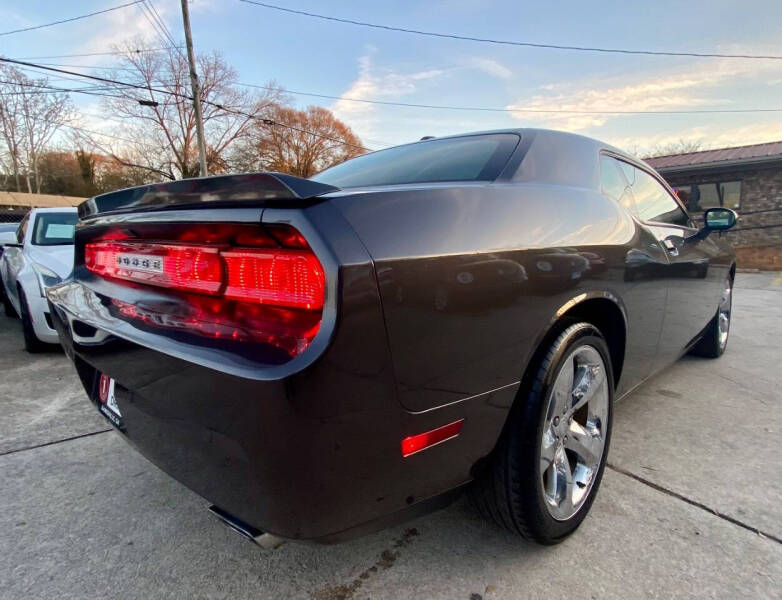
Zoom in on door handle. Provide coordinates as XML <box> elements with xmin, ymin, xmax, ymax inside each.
<box><xmin>663</xmin><ymin>239</ymin><xmax>679</xmax><ymax>257</ymax></box>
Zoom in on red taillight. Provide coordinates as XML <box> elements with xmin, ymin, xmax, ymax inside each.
<box><xmin>401</xmin><ymin>419</ymin><xmax>464</xmax><ymax>457</ymax></box>
<box><xmin>85</xmin><ymin>241</ymin><xmax>224</xmax><ymax>294</ymax></box>
<box><xmin>83</xmin><ymin>224</ymin><xmax>326</xmax><ymax>357</ymax></box>
<box><xmin>223</xmin><ymin>249</ymin><xmax>324</xmax><ymax>310</ymax></box>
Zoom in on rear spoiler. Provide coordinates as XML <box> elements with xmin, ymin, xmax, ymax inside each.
<box><xmin>78</xmin><ymin>172</ymin><xmax>341</xmax><ymax>218</ymax></box>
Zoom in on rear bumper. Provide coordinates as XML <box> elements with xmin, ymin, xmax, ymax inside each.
<box><xmin>49</xmin><ymin>283</ymin><xmax>513</xmax><ymax>541</ymax></box>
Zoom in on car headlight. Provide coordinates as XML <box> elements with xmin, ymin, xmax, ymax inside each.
<box><xmin>33</xmin><ymin>264</ymin><xmax>62</xmax><ymax>296</ymax></box>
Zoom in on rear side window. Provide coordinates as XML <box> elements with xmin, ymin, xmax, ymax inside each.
<box><xmin>600</xmin><ymin>156</ymin><xmax>635</xmax><ymax>213</ymax></box>
<box><xmin>311</xmin><ymin>134</ymin><xmax>519</xmax><ymax>188</ymax></box>
<box><xmin>628</xmin><ymin>167</ymin><xmax>690</xmax><ymax>227</ymax></box>
<box><xmin>31</xmin><ymin>213</ymin><xmax>78</xmax><ymax>246</ymax></box>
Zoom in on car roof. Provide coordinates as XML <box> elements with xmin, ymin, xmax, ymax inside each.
<box><xmin>388</xmin><ymin>128</ymin><xmax>639</xmax><ymax>164</ymax></box>
<box><xmin>29</xmin><ymin>207</ymin><xmax>79</xmax><ymax>215</ymax></box>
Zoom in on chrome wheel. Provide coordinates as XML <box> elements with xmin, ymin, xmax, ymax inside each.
<box><xmin>540</xmin><ymin>345</ymin><xmax>609</xmax><ymax>521</ymax></box>
<box><xmin>718</xmin><ymin>278</ymin><xmax>732</xmax><ymax>350</ymax></box>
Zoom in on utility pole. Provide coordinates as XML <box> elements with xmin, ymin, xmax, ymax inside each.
<box><xmin>180</xmin><ymin>0</ymin><xmax>208</xmax><ymax>177</ymax></box>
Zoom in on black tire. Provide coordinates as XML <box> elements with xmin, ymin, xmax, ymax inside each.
<box><xmin>690</xmin><ymin>275</ymin><xmax>733</xmax><ymax>359</ymax></box>
<box><xmin>2</xmin><ymin>285</ymin><xmax>16</xmax><ymax>317</ymax></box>
<box><xmin>3</xmin><ymin>293</ymin><xmax>17</xmax><ymax>319</ymax></box>
<box><xmin>18</xmin><ymin>287</ymin><xmax>45</xmax><ymax>353</ymax></box>
<box><xmin>470</xmin><ymin>322</ymin><xmax>614</xmax><ymax>544</ymax></box>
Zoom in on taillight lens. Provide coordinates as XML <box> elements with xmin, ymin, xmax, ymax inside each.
<box><xmin>85</xmin><ymin>241</ymin><xmax>224</xmax><ymax>294</ymax></box>
<box><xmin>223</xmin><ymin>249</ymin><xmax>324</xmax><ymax>310</ymax></box>
<box><xmin>83</xmin><ymin>224</ymin><xmax>326</xmax><ymax>358</ymax></box>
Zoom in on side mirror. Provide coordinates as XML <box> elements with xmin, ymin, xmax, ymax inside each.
<box><xmin>689</xmin><ymin>207</ymin><xmax>738</xmax><ymax>241</ymax></box>
<box><xmin>704</xmin><ymin>207</ymin><xmax>738</xmax><ymax>232</ymax></box>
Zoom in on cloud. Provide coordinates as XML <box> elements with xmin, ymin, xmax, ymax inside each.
<box><xmin>331</xmin><ymin>48</ymin><xmax>447</xmax><ymax>143</ymax></box>
<box><xmin>466</xmin><ymin>58</ymin><xmax>513</xmax><ymax>80</ymax></box>
<box><xmin>76</xmin><ymin>1</ymin><xmax>168</xmax><ymax>56</ymax></box>
<box><xmin>505</xmin><ymin>59</ymin><xmax>782</xmax><ymax>132</ymax></box>
<box><xmin>610</xmin><ymin>122</ymin><xmax>782</xmax><ymax>156</ymax></box>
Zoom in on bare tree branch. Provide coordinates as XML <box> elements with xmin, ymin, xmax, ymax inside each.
<box><xmin>95</xmin><ymin>40</ymin><xmax>288</xmax><ymax>180</ymax></box>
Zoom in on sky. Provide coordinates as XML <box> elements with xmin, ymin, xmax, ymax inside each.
<box><xmin>3</xmin><ymin>0</ymin><xmax>782</xmax><ymax>155</ymax></box>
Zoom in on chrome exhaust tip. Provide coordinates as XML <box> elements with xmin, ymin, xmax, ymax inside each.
<box><xmin>208</xmin><ymin>505</ymin><xmax>285</xmax><ymax>549</ymax></box>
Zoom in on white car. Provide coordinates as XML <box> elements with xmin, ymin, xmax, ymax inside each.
<box><xmin>0</xmin><ymin>223</ymin><xmax>17</xmax><ymax>249</ymax></box>
<box><xmin>1</xmin><ymin>207</ymin><xmax>78</xmax><ymax>351</ymax></box>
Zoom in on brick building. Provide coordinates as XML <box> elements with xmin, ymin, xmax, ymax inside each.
<box><xmin>646</xmin><ymin>141</ymin><xmax>782</xmax><ymax>269</ymax></box>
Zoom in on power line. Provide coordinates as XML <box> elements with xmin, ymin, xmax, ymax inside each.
<box><xmin>7</xmin><ymin>60</ymin><xmax>170</xmax><ymax>98</ymax></box>
<box><xmin>238</xmin><ymin>0</ymin><xmax>782</xmax><ymax>61</ymax></box>
<box><xmin>0</xmin><ymin>57</ymin><xmax>373</xmax><ymax>152</ymax></box>
<box><xmin>14</xmin><ymin>48</ymin><xmax>178</xmax><ymax>60</ymax></box>
<box><xmin>11</xmin><ymin>64</ymin><xmax>143</xmax><ymax>96</ymax></box>
<box><xmin>60</xmin><ymin>122</ymin><xmax>162</xmax><ymax>149</ymax></box>
<box><xmin>0</xmin><ymin>1</ymin><xmax>144</xmax><ymax>37</ymax></box>
<box><xmin>139</xmin><ymin>0</ymin><xmax>187</xmax><ymax>62</ymax></box>
<box><xmin>8</xmin><ymin>55</ymin><xmax>782</xmax><ymax>117</ymax></box>
<box><xmin>28</xmin><ymin>61</ymin><xmax>139</xmax><ymax>72</ymax></box>
<box><xmin>0</xmin><ymin>78</ymin><xmax>125</xmax><ymax>99</ymax></box>
<box><xmin>237</xmin><ymin>81</ymin><xmax>782</xmax><ymax>116</ymax></box>
<box><xmin>146</xmin><ymin>1</ymin><xmax>180</xmax><ymax>50</ymax></box>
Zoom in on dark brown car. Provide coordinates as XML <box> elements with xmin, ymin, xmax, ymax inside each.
<box><xmin>47</xmin><ymin>129</ymin><xmax>737</xmax><ymax>545</ymax></box>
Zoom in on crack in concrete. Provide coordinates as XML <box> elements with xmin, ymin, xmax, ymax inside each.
<box><xmin>0</xmin><ymin>429</ymin><xmax>112</xmax><ymax>457</ymax></box>
<box><xmin>607</xmin><ymin>463</ymin><xmax>782</xmax><ymax>545</ymax></box>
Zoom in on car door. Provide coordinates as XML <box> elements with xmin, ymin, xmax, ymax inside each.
<box><xmin>600</xmin><ymin>155</ymin><xmax>669</xmax><ymax>394</ymax></box>
<box><xmin>622</xmin><ymin>164</ymin><xmax>723</xmax><ymax>367</ymax></box>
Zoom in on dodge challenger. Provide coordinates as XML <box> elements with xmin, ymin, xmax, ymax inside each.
<box><xmin>47</xmin><ymin>129</ymin><xmax>737</xmax><ymax>545</ymax></box>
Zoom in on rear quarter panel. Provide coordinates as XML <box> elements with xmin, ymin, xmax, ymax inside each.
<box><xmin>331</xmin><ymin>182</ymin><xmax>658</xmax><ymax>412</ymax></box>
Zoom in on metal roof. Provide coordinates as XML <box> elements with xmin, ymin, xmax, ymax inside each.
<box><xmin>645</xmin><ymin>140</ymin><xmax>782</xmax><ymax>171</ymax></box>
<box><xmin>0</xmin><ymin>191</ymin><xmax>84</xmax><ymax>208</ymax></box>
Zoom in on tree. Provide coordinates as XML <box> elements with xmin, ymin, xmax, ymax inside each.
<box><xmin>90</xmin><ymin>41</ymin><xmax>286</xmax><ymax>180</ymax></box>
<box><xmin>231</xmin><ymin>104</ymin><xmax>365</xmax><ymax>177</ymax></box>
<box><xmin>643</xmin><ymin>140</ymin><xmax>705</xmax><ymax>158</ymax></box>
<box><xmin>30</xmin><ymin>150</ymin><xmax>155</xmax><ymax>197</ymax></box>
<box><xmin>93</xmin><ymin>155</ymin><xmax>153</xmax><ymax>193</ymax></box>
<box><xmin>0</xmin><ymin>64</ymin><xmax>72</xmax><ymax>193</ymax></box>
<box><xmin>0</xmin><ymin>66</ymin><xmax>24</xmax><ymax>191</ymax></box>
<box><xmin>37</xmin><ymin>151</ymin><xmax>85</xmax><ymax>196</ymax></box>
<box><xmin>75</xmin><ymin>149</ymin><xmax>96</xmax><ymax>194</ymax></box>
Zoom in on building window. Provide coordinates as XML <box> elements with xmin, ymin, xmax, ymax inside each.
<box><xmin>675</xmin><ymin>181</ymin><xmax>741</xmax><ymax>212</ymax></box>
<box><xmin>674</xmin><ymin>186</ymin><xmax>691</xmax><ymax>207</ymax></box>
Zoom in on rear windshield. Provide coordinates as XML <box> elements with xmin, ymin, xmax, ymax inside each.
<box><xmin>31</xmin><ymin>213</ymin><xmax>78</xmax><ymax>246</ymax></box>
<box><xmin>311</xmin><ymin>133</ymin><xmax>519</xmax><ymax>188</ymax></box>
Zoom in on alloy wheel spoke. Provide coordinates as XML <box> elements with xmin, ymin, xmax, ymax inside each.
<box><xmin>553</xmin><ymin>446</ymin><xmax>574</xmax><ymax>513</ymax></box>
<box><xmin>540</xmin><ymin>432</ymin><xmax>557</xmax><ymax>475</ymax></box>
<box><xmin>550</xmin><ymin>357</ymin><xmax>574</xmax><ymax>418</ymax></box>
<box><xmin>570</xmin><ymin>363</ymin><xmax>605</xmax><ymax>415</ymax></box>
<box><xmin>565</xmin><ymin>421</ymin><xmax>602</xmax><ymax>467</ymax></box>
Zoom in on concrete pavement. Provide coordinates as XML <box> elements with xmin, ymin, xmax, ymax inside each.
<box><xmin>1</xmin><ymin>273</ymin><xmax>780</xmax><ymax>599</ymax></box>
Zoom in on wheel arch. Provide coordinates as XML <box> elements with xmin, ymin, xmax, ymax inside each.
<box><xmin>473</xmin><ymin>291</ymin><xmax>626</xmax><ymax>473</ymax></box>
<box><xmin>527</xmin><ymin>291</ymin><xmax>627</xmax><ymax>391</ymax></box>
<box><xmin>16</xmin><ymin>268</ymin><xmax>38</xmax><ymax>309</ymax></box>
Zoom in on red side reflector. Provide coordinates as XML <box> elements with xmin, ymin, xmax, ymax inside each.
<box><xmin>401</xmin><ymin>419</ymin><xmax>464</xmax><ymax>457</ymax></box>
<box><xmin>222</xmin><ymin>249</ymin><xmax>325</xmax><ymax>310</ymax></box>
